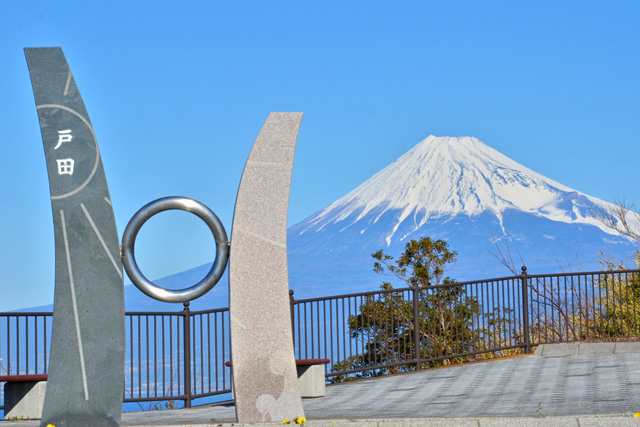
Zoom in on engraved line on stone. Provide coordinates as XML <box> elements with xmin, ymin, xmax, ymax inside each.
<box><xmin>246</xmin><ymin>160</ymin><xmax>289</xmax><ymax>167</ymax></box>
<box><xmin>63</xmin><ymin>71</ymin><xmax>72</xmax><ymax>96</ymax></box>
<box><xmin>80</xmin><ymin>203</ymin><xmax>122</xmax><ymax>279</ymax></box>
<box><xmin>235</xmin><ymin>227</ymin><xmax>286</xmax><ymax>249</ymax></box>
<box><xmin>230</xmin><ymin>313</ymin><xmax>247</xmax><ymax>330</ymax></box>
<box><xmin>104</xmin><ymin>197</ymin><xmax>112</xmax><ymax>206</ymax></box>
<box><xmin>37</xmin><ymin>104</ymin><xmax>101</xmax><ymax>200</ymax></box>
<box><xmin>60</xmin><ymin>209</ymin><xmax>90</xmax><ymax>401</ymax></box>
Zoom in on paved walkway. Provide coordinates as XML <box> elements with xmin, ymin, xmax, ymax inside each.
<box><xmin>4</xmin><ymin>343</ymin><xmax>640</xmax><ymax>426</ymax></box>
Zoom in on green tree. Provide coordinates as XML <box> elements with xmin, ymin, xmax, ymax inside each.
<box><xmin>331</xmin><ymin>237</ymin><xmax>505</xmax><ymax>382</ymax></box>
<box><xmin>372</xmin><ymin>237</ymin><xmax>457</xmax><ymax>287</ymax></box>
<box><xmin>591</xmin><ymin>251</ymin><xmax>640</xmax><ymax>338</ymax></box>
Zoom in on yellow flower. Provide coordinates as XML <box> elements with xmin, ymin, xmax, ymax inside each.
<box><xmin>294</xmin><ymin>416</ymin><xmax>307</xmax><ymax>424</ymax></box>
<box><xmin>283</xmin><ymin>419</ymin><xmax>291</xmax><ymax>424</ymax></box>
<box><xmin>634</xmin><ymin>413</ymin><xmax>640</xmax><ymax>418</ymax></box>
<box><xmin>47</xmin><ymin>425</ymin><xmax>56</xmax><ymax>427</ymax></box>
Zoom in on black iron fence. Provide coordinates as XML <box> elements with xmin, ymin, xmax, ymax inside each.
<box><xmin>122</xmin><ymin>305</ymin><xmax>232</xmax><ymax>408</ymax></box>
<box><xmin>0</xmin><ymin>306</ymin><xmax>233</xmax><ymax>411</ymax></box>
<box><xmin>2</xmin><ymin>267</ymin><xmax>639</xmax><ymax>410</ymax></box>
<box><xmin>293</xmin><ymin>267</ymin><xmax>640</xmax><ymax>381</ymax></box>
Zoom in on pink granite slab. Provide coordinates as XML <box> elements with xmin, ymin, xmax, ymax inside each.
<box><xmin>229</xmin><ymin>112</ymin><xmax>305</xmax><ymax>423</ymax></box>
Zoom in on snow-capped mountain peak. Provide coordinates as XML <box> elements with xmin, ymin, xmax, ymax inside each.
<box><xmin>298</xmin><ymin>136</ymin><xmax>616</xmax><ymax>244</ymax></box>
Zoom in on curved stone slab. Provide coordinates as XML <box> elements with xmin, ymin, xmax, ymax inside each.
<box><xmin>229</xmin><ymin>113</ymin><xmax>304</xmax><ymax>423</ymax></box>
<box><xmin>25</xmin><ymin>48</ymin><xmax>125</xmax><ymax>427</ymax></box>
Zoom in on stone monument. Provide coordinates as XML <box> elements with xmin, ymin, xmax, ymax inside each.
<box><xmin>25</xmin><ymin>47</ymin><xmax>305</xmax><ymax>425</ymax></box>
<box><xmin>229</xmin><ymin>113</ymin><xmax>305</xmax><ymax>422</ymax></box>
<box><xmin>25</xmin><ymin>47</ymin><xmax>125</xmax><ymax>427</ymax></box>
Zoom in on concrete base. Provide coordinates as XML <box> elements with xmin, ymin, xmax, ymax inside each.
<box><xmin>3</xmin><ymin>381</ymin><xmax>46</xmax><ymax>420</ymax></box>
<box><xmin>297</xmin><ymin>364</ymin><xmax>326</xmax><ymax>398</ymax></box>
<box><xmin>228</xmin><ymin>362</ymin><xmax>327</xmax><ymax>398</ymax></box>
<box><xmin>534</xmin><ymin>342</ymin><xmax>640</xmax><ymax>357</ymax></box>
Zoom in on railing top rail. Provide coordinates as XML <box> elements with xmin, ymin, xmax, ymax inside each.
<box><xmin>0</xmin><ymin>307</ymin><xmax>229</xmax><ymax>317</ymax></box>
<box><xmin>110</xmin><ymin>307</ymin><xmax>230</xmax><ymax>316</ymax></box>
<box><xmin>0</xmin><ymin>311</ymin><xmax>53</xmax><ymax>317</ymax></box>
<box><xmin>189</xmin><ymin>307</ymin><xmax>229</xmax><ymax>316</ymax></box>
<box><xmin>293</xmin><ymin>276</ymin><xmax>525</xmax><ymax>303</ymax></box>
<box><xmin>123</xmin><ymin>310</ymin><xmax>184</xmax><ymax>316</ymax></box>
<box><xmin>421</xmin><ymin>275</ymin><xmax>522</xmax><ymax>289</ymax></box>
<box><xmin>292</xmin><ymin>268</ymin><xmax>640</xmax><ymax>304</ymax></box>
<box><xmin>125</xmin><ymin>306</ymin><xmax>230</xmax><ymax>316</ymax></box>
<box><xmin>293</xmin><ymin>285</ymin><xmax>417</xmax><ymax>303</ymax></box>
<box><xmin>526</xmin><ymin>268</ymin><xmax>640</xmax><ymax>279</ymax></box>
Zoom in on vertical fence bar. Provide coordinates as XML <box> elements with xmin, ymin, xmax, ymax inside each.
<box><xmin>154</xmin><ymin>315</ymin><xmax>158</xmax><ymax>397</ymax></box>
<box><xmin>221</xmin><ymin>312</ymin><xmax>226</xmax><ymax>390</ymax></box>
<box><xmin>162</xmin><ymin>315</ymin><xmax>166</xmax><ymax>398</ymax></box>
<box><xmin>520</xmin><ymin>266</ymin><xmax>531</xmax><ymax>354</ymax></box>
<box><xmin>146</xmin><ymin>315</ymin><xmax>150</xmax><ymax>399</ymax></box>
<box><xmin>35</xmin><ymin>316</ymin><xmax>39</xmax><ymax>375</ymax></box>
<box><xmin>16</xmin><ymin>318</ymin><xmax>19</xmax><ymax>374</ymax></box>
<box><xmin>413</xmin><ymin>283</ymin><xmax>420</xmax><ymax>370</ymax></box>
<box><xmin>634</xmin><ymin>271</ymin><xmax>639</xmax><ymax>336</ymax></box>
<box><xmin>44</xmin><ymin>316</ymin><xmax>48</xmax><ymax>373</ymax></box>
<box><xmin>323</xmin><ymin>300</ymin><xmax>328</xmax><ymax>364</ymax></box>
<box><xmin>25</xmin><ymin>317</ymin><xmax>29</xmax><ymax>374</ymax></box>
<box><xmin>183</xmin><ymin>302</ymin><xmax>192</xmax><ymax>408</ymax></box>
<box><xmin>137</xmin><ymin>315</ymin><xmax>141</xmax><ymax>397</ymax></box>
<box><xmin>206</xmin><ymin>313</ymin><xmax>211</xmax><ymax>394</ymax></box>
<box><xmin>289</xmin><ymin>290</ymin><xmax>296</xmax><ymax>345</ymax></box>
<box><xmin>199</xmin><ymin>313</ymin><xmax>203</xmax><ymax>396</ymax></box>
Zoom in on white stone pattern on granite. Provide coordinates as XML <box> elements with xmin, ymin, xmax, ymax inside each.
<box><xmin>229</xmin><ymin>113</ymin><xmax>305</xmax><ymax>423</ymax></box>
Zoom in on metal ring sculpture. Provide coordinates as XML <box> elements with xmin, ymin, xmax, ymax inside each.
<box><xmin>121</xmin><ymin>197</ymin><xmax>229</xmax><ymax>303</ymax></box>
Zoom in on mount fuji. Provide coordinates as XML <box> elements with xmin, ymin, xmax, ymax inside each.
<box><xmin>26</xmin><ymin>135</ymin><xmax>635</xmax><ymax>313</ymax></box>
<box><xmin>287</xmin><ymin>135</ymin><xmax>640</xmax><ymax>298</ymax></box>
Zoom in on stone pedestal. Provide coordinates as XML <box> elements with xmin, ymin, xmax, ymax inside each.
<box><xmin>297</xmin><ymin>364</ymin><xmax>326</xmax><ymax>398</ymax></box>
<box><xmin>4</xmin><ymin>381</ymin><xmax>47</xmax><ymax>420</ymax></box>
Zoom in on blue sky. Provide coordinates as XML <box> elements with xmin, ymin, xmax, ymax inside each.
<box><xmin>1</xmin><ymin>1</ymin><xmax>639</xmax><ymax>311</ymax></box>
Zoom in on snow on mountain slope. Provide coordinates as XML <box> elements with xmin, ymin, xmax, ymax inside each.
<box><xmin>285</xmin><ymin>135</ymin><xmax>639</xmax><ymax>298</ymax></box>
<box><xmin>297</xmin><ymin>136</ymin><xmax>619</xmax><ymax>245</ymax></box>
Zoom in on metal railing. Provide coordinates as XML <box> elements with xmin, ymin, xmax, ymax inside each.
<box><xmin>2</xmin><ymin>266</ymin><xmax>639</xmax><ymax>410</ymax></box>
<box><xmin>122</xmin><ymin>304</ymin><xmax>232</xmax><ymax>408</ymax></box>
<box><xmin>1</xmin><ymin>305</ymin><xmax>233</xmax><ymax>411</ymax></box>
<box><xmin>291</xmin><ymin>267</ymin><xmax>640</xmax><ymax>380</ymax></box>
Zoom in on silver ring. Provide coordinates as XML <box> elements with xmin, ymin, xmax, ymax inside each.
<box><xmin>121</xmin><ymin>197</ymin><xmax>229</xmax><ymax>303</ymax></box>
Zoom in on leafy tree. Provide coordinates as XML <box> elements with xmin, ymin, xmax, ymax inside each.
<box><xmin>590</xmin><ymin>251</ymin><xmax>640</xmax><ymax>338</ymax></box>
<box><xmin>372</xmin><ymin>237</ymin><xmax>457</xmax><ymax>287</ymax></box>
<box><xmin>331</xmin><ymin>237</ymin><xmax>514</xmax><ymax>382</ymax></box>
<box><xmin>523</xmin><ymin>251</ymin><xmax>640</xmax><ymax>344</ymax></box>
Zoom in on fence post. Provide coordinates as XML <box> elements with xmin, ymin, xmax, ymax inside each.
<box><xmin>183</xmin><ymin>301</ymin><xmax>192</xmax><ymax>408</ymax></box>
<box><xmin>520</xmin><ymin>266</ymin><xmax>531</xmax><ymax>354</ymax></box>
<box><xmin>413</xmin><ymin>282</ymin><xmax>421</xmax><ymax>370</ymax></box>
<box><xmin>289</xmin><ymin>290</ymin><xmax>296</xmax><ymax>346</ymax></box>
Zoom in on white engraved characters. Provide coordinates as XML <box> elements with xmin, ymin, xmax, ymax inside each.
<box><xmin>54</xmin><ymin>129</ymin><xmax>75</xmax><ymax>176</ymax></box>
<box><xmin>54</xmin><ymin>129</ymin><xmax>72</xmax><ymax>150</ymax></box>
<box><xmin>57</xmin><ymin>159</ymin><xmax>75</xmax><ymax>175</ymax></box>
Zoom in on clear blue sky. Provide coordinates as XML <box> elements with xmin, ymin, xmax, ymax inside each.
<box><xmin>1</xmin><ymin>1</ymin><xmax>639</xmax><ymax>311</ymax></box>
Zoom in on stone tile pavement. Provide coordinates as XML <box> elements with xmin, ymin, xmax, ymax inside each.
<box><xmin>4</xmin><ymin>343</ymin><xmax>640</xmax><ymax>426</ymax></box>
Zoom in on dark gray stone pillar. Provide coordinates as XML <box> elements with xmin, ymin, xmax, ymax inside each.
<box><xmin>25</xmin><ymin>47</ymin><xmax>125</xmax><ymax>427</ymax></box>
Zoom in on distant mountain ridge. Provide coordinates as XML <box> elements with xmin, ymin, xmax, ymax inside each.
<box><xmin>287</xmin><ymin>136</ymin><xmax>639</xmax><ymax>298</ymax></box>
<box><xmin>298</xmin><ymin>136</ymin><xmax>616</xmax><ymax>244</ymax></box>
